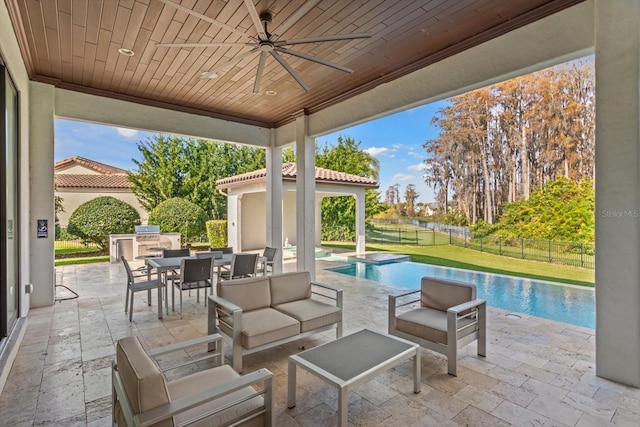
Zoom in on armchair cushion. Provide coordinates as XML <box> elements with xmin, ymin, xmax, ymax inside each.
<box><xmin>269</xmin><ymin>271</ymin><xmax>312</xmax><ymax>305</ymax></box>
<box><xmin>421</xmin><ymin>277</ymin><xmax>476</xmax><ymax>313</ymax></box>
<box><xmin>115</xmin><ymin>337</ymin><xmax>172</xmax><ymax>427</ymax></box>
<box><xmin>167</xmin><ymin>364</ymin><xmax>264</xmax><ymax>427</ymax></box>
<box><xmin>220</xmin><ymin>308</ymin><xmax>300</xmax><ymax>349</ymax></box>
<box><xmin>396</xmin><ymin>307</ymin><xmax>477</xmax><ymax>345</ymax></box>
<box><xmin>273</xmin><ymin>299</ymin><xmax>342</xmax><ymax>333</ymax></box>
<box><xmin>218</xmin><ymin>276</ymin><xmax>271</xmax><ymax>311</ymax></box>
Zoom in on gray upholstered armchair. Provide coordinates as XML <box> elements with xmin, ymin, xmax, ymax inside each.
<box><xmin>112</xmin><ymin>334</ymin><xmax>274</xmax><ymax>426</ymax></box>
<box><xmin>388</xmin><ymin>277</ymin><xmax>486</xmax><ymax>376</ymax></box>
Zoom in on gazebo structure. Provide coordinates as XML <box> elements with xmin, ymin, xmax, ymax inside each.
<box><xmin>1</xmin><ymin>0</ymin><xmax>640</xmax><ymax>391</ymax></box>
<box><xmin>216</xmin><ymin>162</ymin><xmax>378</xmax><ymax>265</ymax></box>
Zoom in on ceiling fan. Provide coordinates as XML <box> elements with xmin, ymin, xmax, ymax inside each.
<box><xmin>157</xmin><ymin>0</ymin><xmax>371</xmax><ymax>93</ymax></box>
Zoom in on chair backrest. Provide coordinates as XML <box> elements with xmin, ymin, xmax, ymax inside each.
<box><xmin>262</xmin><ymin>246</ymin><xmax>278</xmax><ymax>262</ymax></box>
<box><xmin>115</xmin><ymin>336</ymin><xmax>172</xmax><ymax>426</ymax></box>
<box><xmin>121</xmin><ymin>256</ymin><xmax>134</xmax><ymax>285</ymax></box>
<box><xmin>420</xmin><ymin>277</ymin><xmax>476</xmax><ymax>312</ymax></box>
<box><xmin>210</xmin><ymin>246</ymin><xmax>233</xmax><ymax>254</ymax></box>
<box><xmin>230</xmin><ymin>253</ymin><xmax>258</xmax><ymax>279</ymax></box>
<box><xmin>181</xmin><ymin>257</ymin><xmax>213</xmax><ymax>283</ymax></box>
<box><xmin>195</xmin><ymin>252</ymin><xmax>216</xmax><ymax>259</ymax></box>
<box><xmin>163</xmin><ymin>248</ymin><xmax>191</xmax><ymax>258</ymax></box>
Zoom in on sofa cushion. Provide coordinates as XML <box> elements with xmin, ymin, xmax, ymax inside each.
<box><xmin>421</xmin><ymin>277</ymin><xmax>476</xmax><ymax>313</ymax></box>
<box><xmin>395</xmin><ymin>307</ymin><xmax>477</xmax><ymax>345</ymax></box>
<box><xmin>273</xmin><ymin>299</ymin><xmax>342</xmax><ymax>333</ymax></box>
<box><xmin>167</xmin><ymin>364</ymin><xmax>264</xmax><ymax>427</ymax></box>
<box><xmin>269</xmin><ymin>271</ymin><xmax>312</xmax><ymax>305</ymax></box>
<box><xmin>219</xmin><ymin>307</ymin><xmax>300</xmax><ymax>349</ymax></box>
<box><xmin>218</xmin><ymin>276</ymin><xmax>271</xmax><ymax>311</ymax></box>
<box><xmin>116</xmin><ymin>336</ymin><xmax>172</xmax><ymax>427</ymax></box>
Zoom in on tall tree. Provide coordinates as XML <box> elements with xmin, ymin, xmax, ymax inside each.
<box><xmin>316</xmin><ymin>136</ymin><xmax>382</xmax><ymax>239</ymax></box>
<box><xmin>404</xmin><ymin>184</ymin><xmax>419</xmax><ymax>217</ymax></box>
<box><xmin>129</xmin><ymin>135</ymin><xmax>266</xmax><ymax>219</ymax></box>
<box><xmin>423</xmin><ymin>58</ymin><xmax>594</xmax><ymax>225</ymax></box>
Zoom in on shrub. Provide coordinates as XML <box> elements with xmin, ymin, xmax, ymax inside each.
<box><xmin>148</xmin><ymin>198</ymin><xmax>207</xmax><ymax>245</ymax></box>
<box><xmin>206</xmin><ymin>220</ymin><xmax>227</xmax><ymax>247</ymax></box>
<box><xmin>67</xmin><ymin>196</ymin><xmax>141</xmax><ymax>250</ymax></box>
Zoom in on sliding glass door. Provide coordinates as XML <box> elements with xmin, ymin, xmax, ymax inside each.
<box><xmin>1</xmin><ymin>62</ymin><xmax>19</xmax><ymax>340</ymax></box>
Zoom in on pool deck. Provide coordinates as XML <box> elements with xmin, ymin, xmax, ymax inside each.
<box><xmin>1</xmin><ymin>258</ymin><xmax>639</xmax><ymax>426</ymax></box>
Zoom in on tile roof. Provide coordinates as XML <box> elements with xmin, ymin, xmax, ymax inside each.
<box><xmin>55</xmin><ymin>174</ymin><xmax>133</xmax><ymax>189</ymax></box>
<box><xmin>54</xmin><ymin>156</ymin><xmax>129</xmax><ymax>174</ymax></box>
<box><xmin>216</xmin><ymin>163</ymin><xmax>378</xmax><ymax>189</ymax></box>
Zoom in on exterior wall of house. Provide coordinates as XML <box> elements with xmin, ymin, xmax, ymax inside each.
<box><xmin>240</xmin><ymin>192</ymin><xmax>266</xmax><ymax>250</ymax></box>
<box><xmin>57</xmin><ymin>164</ymin><xmax>101</xmax><ymax>174</ymax></box>
<box><xmin>56</xmin><ymin>189</ymin><xmax>148</xmax><ymax>227</ymax></box>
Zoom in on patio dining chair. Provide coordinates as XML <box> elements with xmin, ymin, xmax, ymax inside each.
<box><xmin>121</xmin><ymin>256</ymin><xmax>160</xmax><ymax>322</ymax></box>
<box><xmin>210</xmin><ymin>246</ymin><xmax>233</xmax><ymax>254</ymax></box>
<box><xmin>257</xmin><ymin>246</ymin><xmax>278</xmax><ymax>275</ymax></box>
<box><xmin>221</xmin><ymin>253</ymin><xmax>259</xmax><ymax>280</ymax></box>
<box><xmin>161</xmin><ymin>247</ymin><xmax>191</xmax><ymax>299</ymax></box>
<box><xmin>173</xmin><ymin>257</ymin><xmax>215</xmax><ymax>319</ymax></box>
<box><xmin>388</xmin><ymin>276</ymin><xmax>487</xmax><ymax>376</ymax></box>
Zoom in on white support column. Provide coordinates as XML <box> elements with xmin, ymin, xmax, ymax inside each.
<box><xmin>594</xmin><ymin>0</ymin><xmax>640</xmax><ymax>387</ymax></box>
<box><xmin>266</xmin><ymin>141</ymin><xmax>283</xmax><ymax>273</ymax></box>
<box><xmin>29</xmin><ymin>82</ymin><xmax>55</xmax><ymax>307</ymax></box>
<box><xmin>355</xmin><ymin>189</ymin><xmax>366</xmax><ymax>254</ymax></box>
<box><xmin>315</xmin><ymin>197</ymin><xmax>322</xmax><ymax>247</ymax></box>
<box><xmin>227</xmin><ymin>194</ymin><xmax>240</xmax><ymax>252</ymax></box>
<box><xmin>295</xmin><ymin>114</ymin><xmax>316</xmax><ymax>279</ymax></box>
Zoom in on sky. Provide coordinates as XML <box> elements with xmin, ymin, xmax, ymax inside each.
<box><xmin>54</xmin><ymin>100</ymin><xmax>447</xmax><ymax>203</ymax></box>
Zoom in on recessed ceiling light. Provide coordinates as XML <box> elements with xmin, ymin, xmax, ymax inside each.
<box><xmin>265</xmin><ymin>90</ymin><xmax>277</xmax><ymax>96</ymax></box>
<box><xmin>200</xmin><ymin>71</ymin><xmax>218</xmax><ymax>79</ymax></box>
<box><xmin>118</xmin><ymin>48</ymin><xmax>135</xmax><ymax>57</ymax></box>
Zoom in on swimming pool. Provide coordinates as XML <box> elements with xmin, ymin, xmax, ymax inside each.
<box><xmin>329</xmin><ymin>261</ymin><xmax>595</xmax><ymax>329</ymax></box>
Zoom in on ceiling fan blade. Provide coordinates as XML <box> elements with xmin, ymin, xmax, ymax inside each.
<box><xmin>272</xmin><ymin>0</ymin><xmax>321</xmax><ymax>38</ymax></box>
<box><xmin>242</xmin><ymin>0</ymin><xmax>268</xmax><ymax>40</ymax></box>
<box><xmin>204</xmin><ymin>48</ymin><xmax>259</xmax><ymax>75</ymax></box>
<box><xmin>270</xmin><ymin>51</ymin><xmax>310</xmax><ymax>92</ymax></box>
<box><xmin>253</xmin><ymin>52</ymin><xmax>268</xmax><ymax>93</ymax></box>
<box><xmin>157</xmin><ymin>42</ymin><xmax>252</xmax><ymax>48</ymax></box>
<box><xmin>276</xmin><ymin>33</ymin><xmax>371</xmax><ymax>46</ymax></box>
<box><xmin>274</xmin><ymin>47</ymin><xmax>353</xmax><ymax>73</ymax></box>
<box><xmin>159</xmin><ymin>0</ymin><xmax>250</xmax><ymax>40</ymax></box>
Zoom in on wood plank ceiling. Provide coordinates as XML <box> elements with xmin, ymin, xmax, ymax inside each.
<box><xmin>5</xmin><ymin>0</ymin><xmax>584</xmax><ymax>128</ymax></box>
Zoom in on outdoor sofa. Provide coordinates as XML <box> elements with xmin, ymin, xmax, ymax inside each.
<box><xmin>208</xmin><ymin>271</ymin><xmax>343</xmax><ymax>372</ymax></box>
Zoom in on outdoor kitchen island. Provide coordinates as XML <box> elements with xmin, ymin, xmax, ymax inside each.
<box><xmin>109</xmin><ymin>225</ymin><xmax>181</xmax><ymax>262</ymax></box>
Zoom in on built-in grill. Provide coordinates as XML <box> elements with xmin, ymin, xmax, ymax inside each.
<box><xmin>109</xmin><ymin>227</ymin><xmax>181</xmax><ymax>263</ymax></box>
<box><xmin>134</xmin><ymin>225</ymin><xmax>169</xmax><ymax>258</ymax></box>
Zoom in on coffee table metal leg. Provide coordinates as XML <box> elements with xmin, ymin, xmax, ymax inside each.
<box><xmin>287</xmin><ymin>359</ymin><xmax>296</xmax><ymax>408</ymax></box>
<box><xmin>338</xmin><ymin>388</ymin><xmax>348</xmax><ymax>426</ymax></box>
<box><xmin>413</xmin><ymin>348</ymin><xmax>421</xmax><ymax>393</ymax></box>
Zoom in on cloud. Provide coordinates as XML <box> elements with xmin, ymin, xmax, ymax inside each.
<box><xmin>408</xmin><ymin>150</ymin><xmax>423</xmax><ymax>159</ymax></box>
<box><xmin>365</xmin><ymin>146</ymin><xmax>389</xmax><ymax>157</ymax></box>
<box><xmin>116</xmin><ymin>127</ymin><xmax>139</xmax><ymax>137</ymax></box>
<box><xmin>408</xmin><ymin>163</ymin><xmax>425</xmax><ymax>172</ymax></box>
<box><xmin>392</xmin><ymin>173</ymin><xmax>416</xmax><ymax>182</ymax></box>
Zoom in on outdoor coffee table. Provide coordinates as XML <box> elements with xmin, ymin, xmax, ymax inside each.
<box><xmin>288</xmin><ymin>328</ymin><xmax>420</xmax><ymax>426</ymax></box>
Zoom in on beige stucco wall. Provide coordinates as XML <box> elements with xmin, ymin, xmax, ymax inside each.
<box><xmin>56</xmin><ymin>164</ymin><xmax>101</xmax><ymax>174</ymax></box>
<box><xmin>56</xmin><ymin>189</ymin><xmax>148</xmax><ymax>227</ymax></box>
<box><xmin>240</xmin><ymin>192</ymin><xmax>266</xmax><ymax>250</ymax></box>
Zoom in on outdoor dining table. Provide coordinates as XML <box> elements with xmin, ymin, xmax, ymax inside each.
<box><xmin>145</xmin><ymin>253</ymin><xmax>266</xmax><ymax>319</ymax></box>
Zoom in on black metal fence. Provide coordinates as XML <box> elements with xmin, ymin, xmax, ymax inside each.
<box><xmin>363</xmin><ymin>219</ymin><xmax>595</xmax><ymax>269</ymax></box>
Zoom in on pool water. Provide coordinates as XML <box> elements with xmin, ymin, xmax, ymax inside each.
<box><xmin>329</xmin><ymin>261</ymin><xmax>595</xmax><ymax>329</ymax></box>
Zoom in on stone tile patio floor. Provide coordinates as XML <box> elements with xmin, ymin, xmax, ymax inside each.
<box><xmin>1</xmin><ymin>259</ymin><xmax>639</xmax><ymax>426</ymax></box>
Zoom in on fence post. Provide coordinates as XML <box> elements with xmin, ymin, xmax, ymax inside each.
<box><xmin>449</xmin><ymin>229</ymin><xmax>452</xmax><ymax>245</ymax></box>
<box><xmin>416</xmin><ymin>230</ymin><xmax>419</xmax><ymax>245</ymax></box>
<box><xmin>398</xmin><ymin>229</ymin><xmax>401</xmax><ymax>243</ymax></box>
<box><xmin>499</xmin><ymin>238</ymin><xmax>502</xmax><ymax>256</ymax></box>
<box><xmin>581</xmin><ymin>243</ymin><xmax>584</xmax><ymax>268</ymax></box>
<box><xmin>480</xmin><ymin>236</ymin><xmax>483</xmax><ymax>252</ymax></box>
<box><xmin>432</xmin><ymin>229</ymin><xmax>435</xmax><ymax>245</ymax></box>
<box><xmin>548</xmin><ymin>240</ymin><xmax>552</xmax><ymax>262</ymax></box>
<box><xmin>521</xmin><ymin>239</ymin><xmax>525</xmax><ymax>259</ymax></box>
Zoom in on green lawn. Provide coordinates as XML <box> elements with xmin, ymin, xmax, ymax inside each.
<box><xmin>323</xmin><ymin>242</ymin><xmax>595</xmax><ymax>287</ymax></box>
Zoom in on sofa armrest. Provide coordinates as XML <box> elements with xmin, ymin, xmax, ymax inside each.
<box><xmin>311</xmin><ymin>282</ymin><xmax>343</xmax><ymax>310</ymax></box>
<box><xmin>135</xmin><ymin>368</ymin><xmax>274</xmax><ymax>427</ymax></box>
<box><xmin>388</xmin><ymin>290</ymin><xmax>421</xmax><ymax>334</ymax></box>
<box><xmin>147</xmin><ymin>334</ymin><xmax>224</xmax><ymax>370</ymax></box>
<box><xmin>447</xmin><ymin>299</ymin><xmax>486</xmax><ymax>337</ymax></box>
<box><xmin>210</xmin><ymin>294</ymin><xmax>245</xmax><ymax>372</ymax></box>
